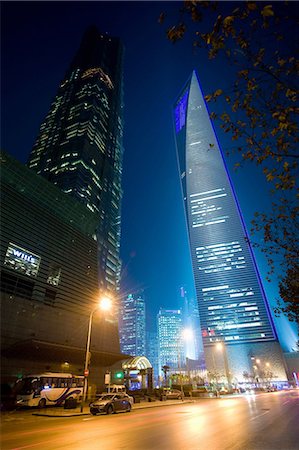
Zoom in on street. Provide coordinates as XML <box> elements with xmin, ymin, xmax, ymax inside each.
<box><xmin>1</xmin><ymin>390</ymin><xmax>298</xmax><ymax>450</ymax></box>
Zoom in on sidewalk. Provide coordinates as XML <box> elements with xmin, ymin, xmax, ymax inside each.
<box><xmin>32</xmin><ymin>398</ymin><xmax>195</xmax><ymax>417</ymax></box>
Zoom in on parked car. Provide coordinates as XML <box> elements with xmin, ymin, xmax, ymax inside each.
<box><xmin>124</xmin><ymin>393</ymin><xmax>134</xmax><ymax>406</ymax></box>
<box><xmin>97</xmin><ymin>391</ymin><xmax>134</xmax><ymax>406</ymax></box>
<box><xmin>90</xmin><ymin>393</ymin><xmax>132</xmax><ymax>415</ymax></box>
<box><xmin>164</xmin><ymin>389</ymin><xmax>183</xmax><ymax>400</ymax></box>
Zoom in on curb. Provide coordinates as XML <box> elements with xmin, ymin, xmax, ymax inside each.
<box><xmin>32</xmin><ymin>411</ymin><xmax>91</xmax><ymax>417</ymax></box>
<box><xmin>31</xmin><ymin>399</ymin><xmax>194</xmax><ymax>417</ymax></box>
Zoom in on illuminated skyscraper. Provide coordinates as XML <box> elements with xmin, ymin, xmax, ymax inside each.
<box><xmin>173</xmin><ymin>71</ymin><xmax>287</xmax><ymax>382</ymax></box>
<box><xmin>27</xmin><ymin>26</ymin><xmax>124</xmax><ymax>294</ymax></box>
<box><xmin>119</xmin><ymin>293</ymin><xmax>146</xmax><ymax>356</ymax></box>
<box><xmin>157</xmin><ymin>309</ymin><xmax>184</xmax><ymax>376</ymax></box>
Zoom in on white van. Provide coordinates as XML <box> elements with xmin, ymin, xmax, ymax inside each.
<box><xmin>107</xmin><ymin>384</ymin><xmax>126</xmax><ymax>393</ymax></box>
<box><xmin>104</xmin><ymin>385</ymin><xmax>134</xmax><ymax>405</ymax></box>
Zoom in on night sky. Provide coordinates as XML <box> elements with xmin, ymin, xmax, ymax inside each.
<box><xmin>1</xmin><ymin>1</ymin><xmax>297</xmax><ymax>350</ymax></box>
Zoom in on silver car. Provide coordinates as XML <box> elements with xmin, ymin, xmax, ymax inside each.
<box><xmin>90</xmin><ymin>393</ymin><xmax>131</xmax><ymax>415</ymax></box>
<box><xmin>164</xmin><ymin>389</ymin><xmax>183</xmax><ymax>400</ymax></box>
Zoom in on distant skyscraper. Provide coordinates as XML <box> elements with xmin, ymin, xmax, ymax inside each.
<box><xmin>119</xmin><ymin>293</ymin><xmax>146</xmax><ymax>356</ymax></box>
<box><xmin>27</xmin><ymin>26</ymin><xmax>124</xmax><ymax>294</ymax></box>
<box><xmin>173</xmin><ymin>71</ymin><xmax>287</xmax><ymax>382</ymax></box>
<box><xmin>157</xmin><ymin>309</ymin><xmax>184</xmax><ymax>376</ymax></box>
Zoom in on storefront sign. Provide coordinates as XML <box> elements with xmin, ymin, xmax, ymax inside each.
<box><xmin>4</xmin><ymin>243</ymin><xmax>41</xmax><ymax>277</ymax></box>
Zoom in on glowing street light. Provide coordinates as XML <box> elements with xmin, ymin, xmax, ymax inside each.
<box><xmin>81</xmin><ymin>295</ymin><xmax>112</xmax><ymax>412</ymax></box>
<box><xmin>100</xmin><ymin>296</ymin><xmax>113</xmax><ymax>311</ymax></box>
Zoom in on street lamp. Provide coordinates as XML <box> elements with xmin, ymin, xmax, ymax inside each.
<box><xmin>81</xmin><ymin>296</ymin><xmax>112</xmax><ymax>412</ymax></box>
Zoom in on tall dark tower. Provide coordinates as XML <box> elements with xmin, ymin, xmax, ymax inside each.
<box><xmin>27</xmin><ymin>27</ymin><xmax>124</xmax><ymax>294</ymax></box>
<box><xmin>173</xmin><ymin>71</ymin><xmax>287</xmax><ymax>383</ymax></box>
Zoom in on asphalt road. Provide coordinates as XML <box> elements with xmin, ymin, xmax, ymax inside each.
<box><xmin>1</xmin><ymin>390</ymin><xmax>298</xmax><ymax>450</ymax></box>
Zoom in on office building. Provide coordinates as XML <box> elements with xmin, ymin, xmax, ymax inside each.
<box><xmin>0</xmin><ymin>152</ymin><xmax>124</xmax><ymax>386</ymax></box>
<box><xmin>157</xmin><ymin>309</ymin><xmax>184</xmax><ymax>377</ymax></box>
<box><xmin>173</xmin><ymin>71</ymin><xmax>287</xmax><ymax>382</ymax></box>
<box><xmin>119</xmin><ymin>293</ymin><xmax>146</xmax><ymax>357</ymax></box>
<box><xmin>27</xmin><ymin>26</ymin><xmax>124</xmax><ymax>294</ymax></box>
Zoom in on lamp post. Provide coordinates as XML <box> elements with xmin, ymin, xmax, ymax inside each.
<box><xmin>80</xmin><ymin>296</ymin><xmax>112</xmax><ymax>412</ymax></box>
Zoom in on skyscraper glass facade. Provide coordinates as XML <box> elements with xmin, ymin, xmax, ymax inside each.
<box><xmin>27</xmin><ymin>26</ymin><xmax>124</xmax><ymax>294</ymax></box>
<box><xmin>119</xmin><ymin>293</ymin><xmax>146</xmax><ymax>356</ymax></box>
<box><xmin>173</xmin><ymin>71</ymin><xmax>277</xmax><ymax>349</ymax></box>
<box><xmin>157</xmin><ymin>309</ymin><xmax>184</xmax><ymax>375</ymax></box>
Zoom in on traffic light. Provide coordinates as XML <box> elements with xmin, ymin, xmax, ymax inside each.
<box><xmin>113</xmin><ymin>370</ymin><xmax>124</xmax><ymax>380</ymax></box>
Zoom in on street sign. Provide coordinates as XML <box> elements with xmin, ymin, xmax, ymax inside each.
<box><xmin>84</xmin><ymin>369</ymin><xmax>89</xmax><ymax>377</ymax></box>
<box><xmin>105</xmin><ymin>372</ymin><xmax>111</xmax><ymax>384</ymax></box>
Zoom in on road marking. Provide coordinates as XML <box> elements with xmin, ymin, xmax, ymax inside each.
<box><xmin>82</xmin><ymin>417</ymin><xmax>95</xmax><ymax>421</ymax></box>
<box><xmin>282</xmin><ymin>400</ymin><xmax>290</xmax><ymax>405</ymax></box>
<box><xmin>249</xmin><ymin>410</ymin><xmax>270</xmax><ymax>421</ymax></box>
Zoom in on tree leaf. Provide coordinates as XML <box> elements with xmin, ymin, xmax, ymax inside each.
<box><xmin>261</xmin><ymin>5</ymin><xmax>274</xmax><ymax>17</ymax></box>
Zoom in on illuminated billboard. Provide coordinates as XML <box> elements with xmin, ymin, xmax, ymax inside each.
<box><xmin>4</xmin><ymin>243</ymin><xmax>41</xmax><ymax>277</ymax></box>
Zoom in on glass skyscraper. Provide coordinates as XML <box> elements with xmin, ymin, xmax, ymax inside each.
<box><xmin>173</xmin><ymin>71</ymin><xmax>287</xmax><ymax>382</ymax></box>
<box><xmin>157</xmin><ymin>309</ymin><xmax>184</xmax><ymax>377</ymax></box>
<box><xmin>27</xmin><ymin>26</ymin><xmax>124</xmax><ymax>294</ymax></box>
<box><xmin>119</xmin><ymin>293</ymin><xmax>146</xmax><ymax>357</ymax></box>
